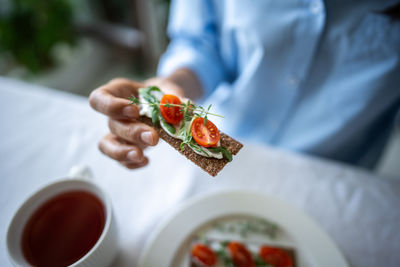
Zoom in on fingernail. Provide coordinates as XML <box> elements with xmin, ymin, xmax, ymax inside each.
<box><xmin>127</xmin><ymin>150</ymin><xmax>142</xmax><ymax>163</ymax></box>
<box><xmin>141</xmin><ymin>131</ymin><xmax>154</xmax><ymax>145</ymax></box>
<box><xmin>122</xmin><ymin>106</ymin><xmax>137</xmax><ymax>118</ymax></box>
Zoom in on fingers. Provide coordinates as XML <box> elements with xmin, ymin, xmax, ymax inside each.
<box><xmin>108</xmin><ymin>118</ymin><xmax>159</xmax><ymax>146</ymax></box>
<box><xmin>121</xmin><ymin>158</ymin><xmax>149</xmax><ymax>169</ymax></box>
<box><xmin>89</xmin><ymin>78</ymin><xmax>144</xmax><ymax>120</ymax></box>
<box><xmin>99</xmin><ymin>133</ymin><xmax>149</xmax><ymax>169</ymax></box>
<box><xmin>91</xmin><ymin>78</ymin><xmax>161</xmax><ymax>170</ymax></box>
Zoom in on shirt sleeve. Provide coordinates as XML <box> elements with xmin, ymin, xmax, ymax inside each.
<box><xmin>157</xmin><ymin>0</ymin><xmax>228</xmax><ymax>99</ymax></box>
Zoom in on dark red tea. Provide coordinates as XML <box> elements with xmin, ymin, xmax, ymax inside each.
<box><xmin>21</xmin><ymin>190</ymin><xmax>105</xmax><ymax>267</ymax></box>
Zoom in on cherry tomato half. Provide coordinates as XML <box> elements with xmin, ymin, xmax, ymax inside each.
<box><xmin>259</xmin><ymin>246</ymin><xmax>294</xmax><ymax>267</ymax></box>
<box><xmin>191</xmin><ymin>243</ymin><xmax>217</xmax><ymax>267</ymax></box>
<box><xmin>160</xmin><ymin>94</ymin><xmax>184</xmax><ymax>125</ymax></box>
<box><xmin>228</xmin><ymin>242</ymin><xmax>255</xmax><ymax>267</ymax></box>
<box><xmin>191</xmin><ymin>117</ymin><xmax>221</xmax><ymax>147</ymax></box>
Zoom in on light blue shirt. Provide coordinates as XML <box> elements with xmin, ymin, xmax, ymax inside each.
<box><xmin>158</xmin><ymin>0</ymin><xmax>400</xmax><ymax>168</ymax></box>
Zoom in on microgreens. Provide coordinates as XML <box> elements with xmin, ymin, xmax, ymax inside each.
<box><xmin>128</xmin><ymin>93</ymin><xmax>224</xmax><ymax>120</ymax></box>
<box><xmin>215</xmin><ymin>247</ymin><xmax>235</xmax><ymax>267</ymax></box>
<box><xmin>254</xmin><ymin>255</ymin><xmax>274</xmax><ymax>267</ymax></box>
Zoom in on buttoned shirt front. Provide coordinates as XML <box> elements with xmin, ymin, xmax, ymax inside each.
<box><xmin>158</xmin><ymin>0</ymin><xmax>400</xmax><ymax>167</ymax></box>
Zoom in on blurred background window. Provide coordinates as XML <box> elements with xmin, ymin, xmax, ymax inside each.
<box><xmin>0</xmin><ymin>0</ymin><xmax>170</xmax><ymax>95</ymax></box>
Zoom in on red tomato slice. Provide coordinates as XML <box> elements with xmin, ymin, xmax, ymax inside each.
<box><xmin>228</xmin><ymin>242</ymin><xmax>255</xmax><ymax>267</ymax></box>
<box><xmin>160</xmin><ymin>94</ymin><xmax>184</xmax><ymax>125</ymax></box>
<box><xmin>191</xmin><ymin>243</ymin><xmax>217</xmax><ymax>266</ymax></box>
<box><xmin>259</xmin><ymin>246</ymin><xmax>294</xmax><ymax>267</ymax></box>
<box><xmin>191</xmin><ymin>117</ymin><xmax>221</xmax><ymax>148</ymax></box>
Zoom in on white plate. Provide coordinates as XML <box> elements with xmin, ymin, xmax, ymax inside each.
<box><xmin>139</xmin><ymin>190</ymin><xmax>349</xmax><ymax>267</ymax></box>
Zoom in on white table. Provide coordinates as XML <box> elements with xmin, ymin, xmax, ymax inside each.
<box><xmin>1</xmin><ymin>77</ymin><xmax>399</xmax><ymax>267</ymax></box>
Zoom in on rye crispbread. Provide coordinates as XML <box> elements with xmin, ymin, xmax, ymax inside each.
<box><xmin>138</xmin><ymin>116</ymin><xmax>243</xmax><ymax>176</ymax></box>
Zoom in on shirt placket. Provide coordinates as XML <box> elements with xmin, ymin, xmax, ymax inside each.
<box><xmin>270</xmin><ymin>0</ymin><xmax>327</xmax><ymax>141</ymax></box>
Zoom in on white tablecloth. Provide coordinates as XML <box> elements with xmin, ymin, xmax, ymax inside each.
<box><xmin>1</xmin><ymin>77</ymin><xmax>399</xmax><ymax>267</ymax></box>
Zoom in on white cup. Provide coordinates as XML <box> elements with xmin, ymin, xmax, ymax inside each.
<box><xmin>6</xmin><ymin>166</ymin><xmax>118</xmax><ymax>267</ymax></box>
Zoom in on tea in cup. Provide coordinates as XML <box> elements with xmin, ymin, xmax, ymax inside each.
<box><xmin>7</xmin><ymin>166</ymin><xmax>117</xmax><ymax>267</ymax></box>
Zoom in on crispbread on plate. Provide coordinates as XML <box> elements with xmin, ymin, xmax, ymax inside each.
<box><xmin>138</xmin><ymin>116</ymin><xmax>243</xmax><ymax>176</ymax></box>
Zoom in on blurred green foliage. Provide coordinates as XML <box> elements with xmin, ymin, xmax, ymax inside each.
<box><xmin>0</xmin><ymin>0</ymin><xmax>77</xmax><ymax>73</ymax></box>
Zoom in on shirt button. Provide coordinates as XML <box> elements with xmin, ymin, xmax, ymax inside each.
<box><xmin>287</xmin><ymin>75</ymin><xmax>299</xmax><ymax>87</ymax></box>
<box><xmin>310</xmin><ymin>0</ymin><xmax>323</xmax><ymax>14</ymax></box>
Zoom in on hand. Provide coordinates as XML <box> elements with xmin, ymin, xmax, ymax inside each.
<box><xmin>89</xmin><ymin>78</ymin><xmax>182</xmax><ymax>169</ymax></box>
<box><xmin>89</xmin><ymin>68</ymin><xmax>203</xmax><ymax>169</ymax></box>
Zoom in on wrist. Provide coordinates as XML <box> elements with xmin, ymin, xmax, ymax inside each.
<box><xmin>144</xmin><ymin>77</ymin><xmax>185</xmax><ymax>97</ymax></box>
<box><xmin>145</xmin><ymin>68</ymin><xmax>203</xmax><ymax>100</ymax></box>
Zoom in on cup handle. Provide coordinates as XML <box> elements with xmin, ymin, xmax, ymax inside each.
<box><xmin>68</xmin><ymin>165</ymin><xmax>93</xmax><ymax>180</ymax></box>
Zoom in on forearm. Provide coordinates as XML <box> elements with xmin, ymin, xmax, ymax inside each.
<box><xmin>145</xmin><ymin>68</ymin><xmax>204</xmax><ymax>100</ymax></box>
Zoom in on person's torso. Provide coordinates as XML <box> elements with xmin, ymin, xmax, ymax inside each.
<box><xmin>206</xmin><ymin>0</ymin><xmax>400</xmax><ymax>167</ymax></box>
